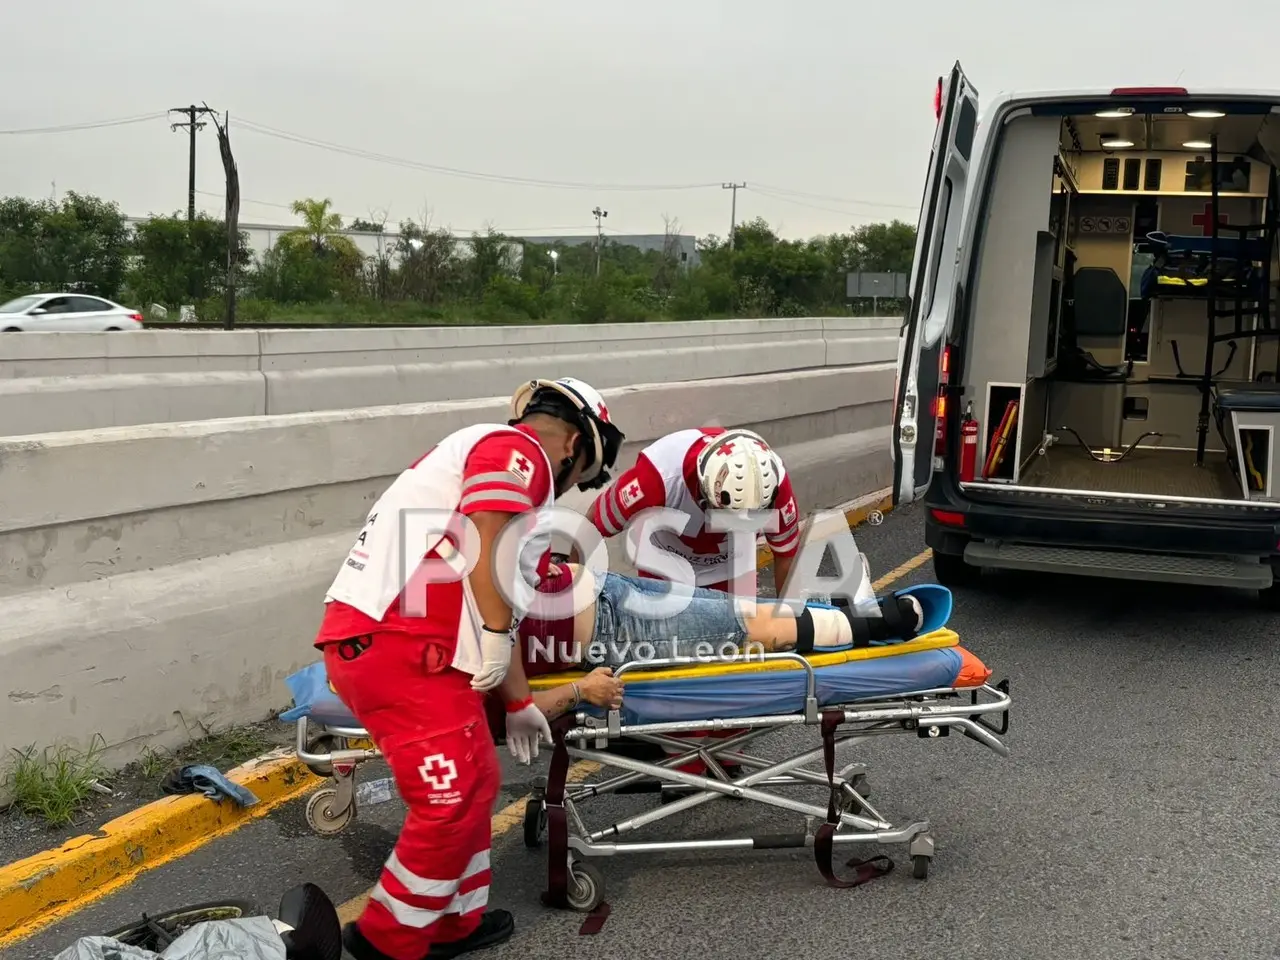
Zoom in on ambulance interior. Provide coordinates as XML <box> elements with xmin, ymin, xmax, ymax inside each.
<box><xmin>960</xmin><ymin>100</ymin><xmax>1280</xmax><ymax>504</ymax></box>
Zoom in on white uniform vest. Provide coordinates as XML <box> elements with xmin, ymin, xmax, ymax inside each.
<box><xmin>325</xmin><ymin>423</ymin><xmax>555</xmax><ymax>677</ymax></box>
<box><xmin>635</xmin><ymin>428</ymin><xmax>766</xmax><ymax>588</ymax></box>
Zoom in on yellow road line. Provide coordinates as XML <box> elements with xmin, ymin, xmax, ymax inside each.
<box><xmin>335</xmin><ymin>507</ymin><xmax>931</xmax><ymax>925</ymax></box>
<box><xmin>873</xmin><ymin>548</ymin><xmax>932</xmax><ymax>591</ymax></box>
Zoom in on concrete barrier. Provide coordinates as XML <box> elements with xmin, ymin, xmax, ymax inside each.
<box><xmin>0</xmin><ymin>360</ymin><xmax>895</xmax><ymax>794</ymax></box>
<box><xmin>0</xmin><ymin>317</ymin><xmax>899</xmax><ymax>436</ymax></box>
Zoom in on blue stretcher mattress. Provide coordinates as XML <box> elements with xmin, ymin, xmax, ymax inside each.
<box><xmin>279</xmin><ymin>641</ymin><xmax>981</xmax><ymax>727</ymax></box>
<box><xmin>279</xmin><ymin>583</ymin><xmax>981</xmax><ymax>727</ymax></box>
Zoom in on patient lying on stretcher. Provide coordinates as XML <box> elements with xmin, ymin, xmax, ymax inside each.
<box><xmin>502</xmin><ymin>563</ymin><xmax>926</xmax><ymax>722</ymax></box>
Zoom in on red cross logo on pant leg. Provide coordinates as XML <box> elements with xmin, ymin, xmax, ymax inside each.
<box><xmin>418</xmin><ymin>753</ymin><xmax>458</xmax><ymax>791</ymax></box>
<box><xmin>1192</xmin><ymin>202</ymin><xmax>1229</xmax><ymax>237</ymax></box>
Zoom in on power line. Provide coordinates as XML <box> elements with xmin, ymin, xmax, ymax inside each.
<box><xmin>233</xmin><ymin>117</ymin><xmax>722</xmax><ymax>192</ymax></box>
<box><xmin>0</xmin><ymin>109</ymin><xmax>922</xmax><ymax>217</ymax></box>
<box><xmin>750</xmin><ymin>185</ymin><xmax>918</xmax><ymax>220</ymax></box>
<box><xmin>0</xmin><ymin>112</ymin><xmax>168</xmax><ymax>135</ymax></box>
<box><xmin>750</xmin><ymin>182</ymin><xmax>919</xmax><ymax>212</ymax></box>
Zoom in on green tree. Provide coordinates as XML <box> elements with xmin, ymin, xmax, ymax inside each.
<box><xmin>126</xmin><ymin>214</ymin><xmax>249</xmax><ymax>306</ymax></box>
<box><xmin>0</xmin><ymin>193</ymin><xmax>131</xmax><ymax>299</ymax></box>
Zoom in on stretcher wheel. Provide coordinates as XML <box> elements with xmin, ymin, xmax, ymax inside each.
<box><xmin>912</xmin><ymin>855</ymin><xmax>930</xmax><ymax>880</ymax></box>
<box><xmin>566</xmin><ymin>860</ymin><xmax>605</xmax><ymax>912</ymax></box>
<box><xmin>306</xmin><ymin>787</ymin><xmax>354</xmax><ymax>835</ymax></box>
<box><xmin>303</xmin><ymin>736</ymin><xmax>340</xmax><ymax>777</ymax></box>
<box><xmin>522</xmin><ymin>798</ymin><xmax>546</xmax><ymax>848</ymax></box>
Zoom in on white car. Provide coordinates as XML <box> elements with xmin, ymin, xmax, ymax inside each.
<box><xmin>0</xmin><ymin>293</ymin><xmax>145</xmax><ymax>331</ymax></box>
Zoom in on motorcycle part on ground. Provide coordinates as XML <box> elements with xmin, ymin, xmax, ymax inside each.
<box><xmin>276</xmin><ymin>882</ymin><xmax>343</xmax><ymax>960</ymax></box>
<box><xmin>102</xmin><ymin>899</ymin><xmax>260</xmax><ymax>951</ymax></box>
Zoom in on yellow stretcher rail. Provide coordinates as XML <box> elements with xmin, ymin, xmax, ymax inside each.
<box><xmin>526</xmin><ymin>628</ymin><xmax>961</xmax><ymax>688</ymax></box>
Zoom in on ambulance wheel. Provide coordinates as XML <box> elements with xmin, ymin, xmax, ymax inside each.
<box><xmin>566</xmin><ymin>860</ymin><xmax>605</xmax><ymax>912</ymax></box>
<box><xmin>303</xmin><ymin>736</ymin><xmax>339</xmax><ymax>777</ymax></box>
<box><xmin>306</xmin><ymin>787</ymin><xmax>354</xmax><ymax>835</ymax></box>
<box><xmin>912</xmin><ymin>854</ymin><xmax>930</xmax><ymax>880</ymax></box>
<box><xmin>523</xmin><ymin>798</ymin><xmax>546</xmax><ymax>848</ymax></box>
<box><xmin>932</xmin><ymin>551</ymin><xmax>981</xmax><ymax>588</ymax></box>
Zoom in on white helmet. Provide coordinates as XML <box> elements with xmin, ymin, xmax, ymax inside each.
<box><xmin>510</xmin><ymin>377</ymin><xmax>625</xmax><ymax>490</ymax></box>
<box><xmin>695</xmin><ymin>429</ymin><xmax>783</xmax><ymax>511</ymax></box>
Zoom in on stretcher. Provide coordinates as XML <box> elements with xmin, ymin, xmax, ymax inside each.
<box><xmin>283</xmin><ymin>586</ymin><xmax>1012</xmax><ymax>913</ymax></box>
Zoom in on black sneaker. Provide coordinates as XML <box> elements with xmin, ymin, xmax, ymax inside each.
<box><xmin>342</xmin><ymin>921</ymin><xmax>397</xmax><ymax>960</ymax></box>
<box><xmin>427</xmin><ymin>910</ymin><xmax>515</xmax><ymax>958</ymax></box>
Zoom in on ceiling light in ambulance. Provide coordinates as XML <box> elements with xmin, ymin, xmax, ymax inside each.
<box><xmin>1187</xmin><ymin>110</ymin><xmax>1225</xmax><ymax>118</ymax></box>
<box><xmin>1101</xmin><ymin>138</ymin><xmax>1135</xmax><ymax>149</ymax></box>
<box><xmin>1095</xmin><ymin>108</ymin><xmax>1133</xmax><ymax>119</ymax></box>
<box><xmin>1183</xmin><ymin>140</ymin><xmax>1213</xmax><ymax>149</ymax></box>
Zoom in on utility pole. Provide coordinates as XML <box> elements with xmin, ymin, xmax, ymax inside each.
<box><xmin>723</xmin><ymin>182</ymin><xmax>746</xmax><ymax>249</ymax></box>
<box><xmin>592</xmin><ymin>206</ymin><xmax>608</xmax><ymax>277</ymax></box>
<box><xmin>169</xmin><ymin>105</ymin><xmax>217</xmax><ymax>221</ymax></box>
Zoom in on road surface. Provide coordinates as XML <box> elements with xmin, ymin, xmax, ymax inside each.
<box><xmin>14</xmin><ymin>503</ymin><xmax>1280</xmax><ymax>960</ymax></box>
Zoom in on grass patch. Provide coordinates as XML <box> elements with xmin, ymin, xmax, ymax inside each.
<box><xmin>134</xmin><ymin>723</ymin><xmax>278</xmax><ymax>791</ymax></box>
<box><xmin>3</xmin><ymin>737</ymin><xmax>109</xmax><ymax>827</ymax></box>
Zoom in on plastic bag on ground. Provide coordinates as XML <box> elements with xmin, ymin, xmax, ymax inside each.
<box><xmin>54</xmin><ymin>916</ymin><xmax>287</xmax><ymax>960</ymax></box>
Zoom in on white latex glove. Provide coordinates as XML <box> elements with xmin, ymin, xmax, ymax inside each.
<box><xmin>505</xmin><ymin>701</ymin><xmax>552</xmax><ymax>764</ymax></box>
<box><xmin>470</xmin><ymin>627</ymin><xmax>514</xmax><ymax>692</ymax></box>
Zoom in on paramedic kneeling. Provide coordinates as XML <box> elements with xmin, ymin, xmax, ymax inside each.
<box><xmin>582</xmin><ymin>427</ymin><xmax>800</xmax><ymax>775</ymax></box>
<box><xmin>585</xmin><ymin>426</ymin><xmax>802</xmax><ymax>595</ymax></box>
<box><xmin>315</xmin><ymin>377</ymin><xmax>623</xmax><ymax>960</ymax></box>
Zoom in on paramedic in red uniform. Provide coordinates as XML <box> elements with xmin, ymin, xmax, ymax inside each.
<box><xmin>586</xmin><ymin>426</ymin><xmax>802</xmax><ymax>596</ymax></box>
<box><xmin>583</xmin><ymin>426</ymin><xmax>801</xmax><ymax>774</ymax></box>
<box><xmin>316</xmin><ymin>377</ymin><xmax>624</xmax><ymax>960</ymax></box>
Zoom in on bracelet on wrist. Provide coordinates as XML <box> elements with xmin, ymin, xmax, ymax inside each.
<box><xmin>570</xmin><ymin>682</ymin><xmax>581</xmax><ymax>708</ymax></box>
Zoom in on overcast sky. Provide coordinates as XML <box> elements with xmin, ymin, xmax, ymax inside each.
<box><xmin>2</xmin><ymin>0</ymin><xmax>1278</xmax><ymax>240</ymax></box>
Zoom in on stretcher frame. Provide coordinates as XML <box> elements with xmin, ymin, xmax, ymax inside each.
<box><xmin>292</xmin><ymin>649</ymin><xmax>1012</xmax><ymax>914</ymax></box>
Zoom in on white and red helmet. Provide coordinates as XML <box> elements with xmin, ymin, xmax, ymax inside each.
<box><xmin>510</xmin><ymin>377</ymin><xmax>624</xmax><ymax>490</ymax></box>
<box><xmin>695</xmin><ymin>428</ymin><xmax>783</xmax><ymax>511</ymax></box>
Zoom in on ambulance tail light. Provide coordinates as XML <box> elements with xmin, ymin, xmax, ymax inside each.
<box><xmin>930</xmin><ymin>508</ymin><xmax>966</xmax><ymax>528</ymax></box>
<box><xmin>933</xmin><ymin>345</ymin><xmax>951</xmax><ymax>457</ymax></box>
<box><xmin>1110</xmin><ymin>86</ymin><xmax>1188</xmax><ymax>96</ymax></box>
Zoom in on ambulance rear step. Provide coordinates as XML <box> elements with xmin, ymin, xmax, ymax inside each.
<box><xmin>962</xmin><ymin>542</ymin><xmax>1274</xmax><ymax>589</ymax></box>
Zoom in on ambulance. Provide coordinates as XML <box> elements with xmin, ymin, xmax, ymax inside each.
<box><xmin>894</xmin><ymin>63</ymin><xmax>1280</xmax><ymax>604</ymax></box>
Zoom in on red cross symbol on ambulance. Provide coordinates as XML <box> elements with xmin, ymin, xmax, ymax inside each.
<box><xmin>418</xmin><ymin>754</ymin><xmax>458</xmax><ymax>791</ymax></box>
<box><xmin>1192</xmin><ymin>202</ymin><xmax>1229</xmax><ymax>237</ymax></box>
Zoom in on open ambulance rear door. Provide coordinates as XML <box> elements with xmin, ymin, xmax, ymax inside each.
<box><xmin>891</xmin><ymin>62</ymin><xmax>979</xmax><ymax>507</ymax></box>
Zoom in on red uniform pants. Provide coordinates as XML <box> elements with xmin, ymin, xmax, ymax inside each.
<box><xmin>324</xmin><ymin>634</ymin><xmax>500</xmax><ymax>960</ymax></box>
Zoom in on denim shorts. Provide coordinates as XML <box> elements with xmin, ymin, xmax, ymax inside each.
<box><xmin>582</xmin><ymin>574</ymin><xmax>750</xmax><ymax>669</ymax></box>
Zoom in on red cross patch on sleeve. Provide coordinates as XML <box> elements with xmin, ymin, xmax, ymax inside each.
<box><xmin>507</xmin><ymin>449</ymin><xmax>535</xmax><ymax>486</ymax></box>
<box><xmin>781</xmin><ymin>498</ymin><xmax>797</xmax><ymax>525</ymax></box>
<box><xmin>619</xmin><ymin>479</ymin><xmax>643</xmax><ymax>509</ymax></box>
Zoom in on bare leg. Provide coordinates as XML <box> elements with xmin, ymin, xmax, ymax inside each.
<box><xmin>735</xmin><ymin>602</ymin><xmax>851</xmax><ymax>652</ymax></box>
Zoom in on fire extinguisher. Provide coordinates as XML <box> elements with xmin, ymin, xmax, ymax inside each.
<box><xmin>959</xmin><ymin>401</ymin><xmax>979</xmax><ymax>483</ymax></box>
